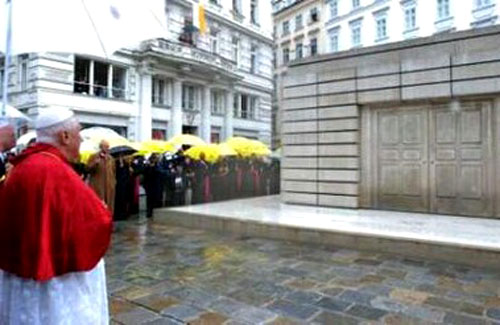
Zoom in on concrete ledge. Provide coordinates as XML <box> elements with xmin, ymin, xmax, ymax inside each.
<box><xmin>155</xmin><ymin>196</ymin><xmax>500</xmax><ymax>270</ymax></box>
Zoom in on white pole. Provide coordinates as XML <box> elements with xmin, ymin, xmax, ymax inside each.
<box><xmin>2</xmin><ymin>0</ymin><xmax>12</xmax><ymax>117</ymax></box>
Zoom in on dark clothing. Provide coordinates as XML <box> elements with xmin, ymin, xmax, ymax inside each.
<box><xmin>192</xmin><ymin>161</ymin><xmax>209</xmax><ymax>204</ymax></box>
<box><xmin>0</xmin><ymin>155</ymin><xmax>6</xmax><ymax>179</ymax></box>
<box><xmin>114</xmin><ymin>161</ymin><xmax>132</xmax><ymax>221</ymax></box>
<box><xmin>143</xmin><ymin>163</ymin><xmax>165</xmax><ymax>218</ymax></box>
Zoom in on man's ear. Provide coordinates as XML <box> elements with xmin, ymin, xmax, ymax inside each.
<box><xmin>59</xmin><ymin>130</ymin><xmax>71</xmax><ymax>145</ymax></box>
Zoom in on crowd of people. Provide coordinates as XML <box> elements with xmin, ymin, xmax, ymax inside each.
<box><xmin>0</xmin><ymin>107</ymin><xmax>280</xmax><ymax>324</ymax></box>
<box><xmin>80</xmin><ymin>140</ymin><xmax>280</xmax><ymax>220</ymax></box>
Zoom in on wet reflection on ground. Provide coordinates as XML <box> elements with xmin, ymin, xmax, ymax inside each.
<box><xmin>108</xmin><ymin>219</ymin><xmax>500</xmax><ymax>324</ymax></box>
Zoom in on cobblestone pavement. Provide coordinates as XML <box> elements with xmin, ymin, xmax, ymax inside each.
<box><xmin>107</xmin><ymin>220</ymin><xmax>500</xmax><ymax>324</ymax></box>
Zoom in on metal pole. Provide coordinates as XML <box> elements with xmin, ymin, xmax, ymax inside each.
<box><xmin>2</xmin><ymin>0</ymin><xmax>12</xmax><ymax>117</ymax></box>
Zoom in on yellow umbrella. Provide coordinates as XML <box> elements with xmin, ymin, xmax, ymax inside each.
<box><xmin>79</xmin><ymin>140</ymin><xmax>99</xmax><ymax>164</ymax></box>
<box><xmin>218</xmin><ymin>143</ymin><xmax>237</xmax><ymax>156</ymax></box>
<box><xmin>136</xmin><ymin>140</ymin><xmax>175</xmax><ymax>155</ymax></box>
<box><xmin>225</xmin><ymin>137</ymin><xmax>270</xmax><ymax>157</ymax></box>
<box><xmin>168</xmin><ymin>134</ymin><xmax>206</xmax><ymax>147</ymax></box>
<box><xmin>184</xmin><ymin>144</ymin><xmax>220</xmax><ymax>163</ymax></box>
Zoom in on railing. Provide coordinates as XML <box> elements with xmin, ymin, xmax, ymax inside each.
<box><xmin>149</xmin><ymin>39</ymin><xmax>238</xmax><ymax>75</ymax></box>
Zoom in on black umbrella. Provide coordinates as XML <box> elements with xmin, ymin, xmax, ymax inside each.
<box><xmin>110</xmin><ymin>145</ymin><xmax>137</xmax><ymax>157</ymax></box>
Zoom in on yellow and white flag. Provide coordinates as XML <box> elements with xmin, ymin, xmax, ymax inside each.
<box><xmin>193</xmin><ymin>0</ymin><xmax>207</xmax><ymax>35</ymax></box>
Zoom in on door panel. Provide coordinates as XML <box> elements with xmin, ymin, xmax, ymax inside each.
<box><xmin>375</xmin><ymin>108</ymin><xmax>429</xmax><ymax>212</ymax></box>
<box><xmin>430</xmin><ymin>103</ymin><xmax>492</xmax><ymax>217</ymax></box>
<box><xmin>372</xmin><ymin>102</ymin><xmax>493</xmax><ymax>217</ymax></box>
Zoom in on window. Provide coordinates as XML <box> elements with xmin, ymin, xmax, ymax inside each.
<box><xmin>283</xmin><ymin>48</ymin><xmax>290</xmax><ymax>64</ymax></box>
<box><xmin>210</xmin><ymin>30</ymin><xmax>219</xmax><ymax>54</ymax></box>
<box><xmin>19</xmin><ymin>54</ymin><xmax>29</xmax><ymax>91</ymax></box>
<box><xmin>376</xmin><ymin>16</ymin><xmax>387</xmax><ymax>40</ymax></box>
<box><xmin>73</xmin><ymin>56</ymin><xmax>126</xmax><ymax>99</ymax></box>
<box><xmin>152</xmin><ymin>129</ymin><xmax>166</xmax><ymax>140</ymax></box>
<box><xmin>282</xmin><ymin>20</ymin><xmax>290</xmax><ymax>36</ymax></box>
<box><xmin>179</xmin><ymin>17</ymin><xmax>196</xmax><ymax>45</ymax></box>
<box><xmin>250</xmin><ymin>96</ymin><xmax>258</xmax><ymax>119</ymax></box>
<box><xmin>182</xmin><ymin>85</ymin><xmax>196</xmax><ymax>110</ymax></box>
<box><xmin>152</xmin><ymin>77</ymin><xmax>168</xmax><ymax>106</ymax></box>
<box><xmin>310</xmin><ymin>38</ymin><xmax>318</xmax><ymax>56</ymax></box>
<box><xmin>296</xmin><ymin>43</ymin><xmax>303</xmax><ymax>59</ymax></box>
<box><xmin>329</xmin><ymin>29</ymin><xmax>339</xmax><ymax>52</ymax></box>
<box><xmin>310</xmin><ymin>8</ymin><xmax>319</xmax><ymax>23</ymax></box>
<box><xmin>404</xmin><ymin>6</ymin><xmax>417</xmax><ymax>30</ymax></box>
<box><xmin>209</xmin><ymin>0</ymin><xmax>218</xmax><ymax>5</ymax></box>
<box><xmin>211</xmin><ymin>90</ymin><xmax>224</xmax><ymax>114</ymax></box>
<box><xmin>476</xmin><ymin>0</ymin><xmax>492</xmax><ymax>8</ymax></box>
<box><xmin>330</xmin><ymin>0</ymin><xmax>338</xmax><ymax>18</ymax></box>
<box><xmin>241</xmin><ymin>94</ymin><xmax>249</xmax><ymax>118</ymax></box>
<box><xmin>232</xmin><ymin>37</ymin><xmax>240</xmax><ymax>66</ymax></box>
<box><xmin>232</xmin><ymin>0</ymin><xmax>242</xmax><ymax>13</ymax></box>
<box><xmin>211</xmin><ymin>131</ymin><xmax>220</xmax><ymax>143</ymax></box>
<box><xmin>437</xmin><ymin>0</ymin><xmax>450</xmax><ymax>19</ymax></box>
<box><xmin>295</xmin><ymin>14</ymin><xmax>303</xmax><ymax>31</ymax></box>
<box><xmin>233</xmin><ymin>93</ymin><xmax>239</xmax><ymax>117</ymax></box>
<box><xmin>350</xmin><ymin>20</ymin><xmax>362</xmax><ymax>47</ymax></box>
<box><xmin>251</xmin><ymin>0</ymin><xmax>259</xmax><ymax>25</ymax></box>
<box><xmin>250</xmin><ymin>45</ymin><xmax>258</xmax><ymax>74</ymax></box>
<box><xmin>352</xmin><ymin>0</ymin><xmax>360</xmax><ymax>9</ymax></box>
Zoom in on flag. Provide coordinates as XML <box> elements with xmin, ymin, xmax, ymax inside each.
<box><xmin>199</xmin><ymin>1</ymin><xmax>207</xmax><ymax>35</ymax></box>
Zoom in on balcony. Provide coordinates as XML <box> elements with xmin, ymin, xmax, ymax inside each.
<box><xmin>145</xmin><ymin>39</ymin><xmax>238</xmax><ymax>76</ymax></box>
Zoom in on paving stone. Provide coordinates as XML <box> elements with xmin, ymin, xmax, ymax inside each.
<box><xmin>163</xmin><ymin>286</ymin><xmax>219</xmax><ymax>308</ymax></box>
<box><xmin>314</xmin><ymin>297</ymin><xmax>352</xmax><ymax>313</ymax></box>
<box><xmin>188</xmin><ymin>312</ymin><xmax>228</xmax><ymax>325</ymax></box>
<box><xmin>284</xmin><ymin>290</ymin><xmax>324</xmax><ymax>305</ymax></box>
<box><xmin>345</xmin><ymin>304</ymin><xmax>387</xmax><ymax>321</ymax></box>
<box><xmin>114</xmin><ymin>285</ymin><xmax>154</xmax><ymax>300</ymax></box>
<box><xmin>268</xmin><ymin>299</ymin><xmax>320</xmax><ymax>320</ymax></box>
<box><xmin>109</xmin><ymin>297</ymin><xmax>137</xmax><ymax>315</ymax></box>
<box><xmin>357</xmin><ymin>284</ymin><xmax>392</xmax><ymax>297</ymax></box>
<box><xmin>370</xmin><ymin>297</ymin><xmax>406</xmax><ymax>313</ymax></box>
<box><xmin>487</xmin><ymin>308</ymin><xmax>500</xmax><ymax>320</ymax></box>
<box><xmin>134</xmin><ymin>294</ymin><xmax>180</xmax><ymax>313</ymax></box>
<box><xmin>353</xmin><ymin>258</ymin><xmax>382</xmax><ymax>266</ymax></box>
<box><xmin>317</xmin><ymin>286</ymin><xmax>344</xmax><ymax>297</ymax></box>
<box><xmin>459</xmin><ymin>302</ymin><xmax>484</xmax><ymax>317</ymax></box>
<box><xmin>383</xmin><ymin>313</ymin><xmax>435</xmax><ymax>325</ymax></box>
<box><xmin>229</xmin><ymin>288</ymin><xmax>274</xmax><ymax>306</ymax></box>
<box><xmin>284</xmin><ymin>278</ymin><xmax>318</xmax><ymax>290</ymax></box>
<box><xmin>233</xmin><ymin>306</ymin><xmax>278</xmax><ymax>324</ymax></box>
<box><xmin>403</xmin><ymin>305</ymin><xmax>445</xmax><ymax>323</ymax></box>
<box><xmin>208</xmin><ymin>297</ymin><xmax>249</xmax><ymax>317</ymax></box>
<box><xmin>424</xmin><ymin>296</ymin><xmax>458</xmax><ymax>310</ymax></box>
<box><xmin>113</xmin><ymin>307</ymin><xmax>160</xmax><ymax>325</ymax></box>
<box><xmin>443</xmin><ymin>312</ymin><xmax>487</xmax><ymax>325</ymax></box>
<box><xmin>390</xmin><ymin>288</ymin><xmax>429</xmax><ymax>304</ymax></box>
<box><xmin>338</xmin><ymin>290</ymin><xmax>375</xmax><ymax>306</ymax></box>
<box><xmin>267</xmin><ymin>316</ymin><xmax>304</xmax><ymax>325</ymax></box>
<box><xmin>142</xmin><ymin>317</ymin><xmax>183</xmax><ymax>325</ymax></box>
<box><xmin>276</xmin><ymin>266</ymin><xmax>308</xmax><ymax>278</ymax></box>
<box><xmin>311</xmin><ymin>311</ymin><xmax>360</xmax><ymax>325</ymax></box>
<box><xmin>160</xmin><ymin>304</ymin><xmax>204</xmax><ymax>322</ymax></box>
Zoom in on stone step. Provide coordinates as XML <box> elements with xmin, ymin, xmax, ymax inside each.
<box><xmin>155</xmin><ymin>196</ymin><xmax>500</xmax><ymax>269</ymax></box>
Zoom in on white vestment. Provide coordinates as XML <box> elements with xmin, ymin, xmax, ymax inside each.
<box><xmin>0</xmin><ymin>259</ymin><xmax>108</xmax><ymax>325</ymax></box>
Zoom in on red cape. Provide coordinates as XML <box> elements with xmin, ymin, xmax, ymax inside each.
<box><xmin>0</xmin><ymin>143</ymin><xmax>112</xmax><ymax>281</ymax></box>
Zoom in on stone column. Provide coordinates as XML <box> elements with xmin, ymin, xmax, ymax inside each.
<box><xmin>224</xmin><ymin>90</ymin><xmax>234</xmax><ymax>140</ymax></box>
<box><xmin>170</xmin><ymin>79</ymin><xmax>183</xmax><ymax>137</ymax></box>
<box><xmin>138</xmin><ymin>72</ymin><xmax>152</xmax><ymax>141</ymax></box>
<box><xmin>201</xmin><ymin>85</ymin><xmax>211</xmax><ymax>142</ymax></box>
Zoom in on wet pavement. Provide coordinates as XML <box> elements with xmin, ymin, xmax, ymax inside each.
<box><xmin>107</xmin><ymin>219</ymin><xmax>500</xmax><ymax>324</ymax></box>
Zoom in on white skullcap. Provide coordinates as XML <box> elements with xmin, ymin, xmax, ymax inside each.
<box><xmin>35</xmin><ymin>107</ymin><xmax>74</xmax><ymax>130</ymax></box>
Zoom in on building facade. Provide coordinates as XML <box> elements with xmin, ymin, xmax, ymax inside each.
<box><xmin>271</xmin><ymin>0</ymin><xmax>328</xmax><ymax>149</ymax></box>
<box><xmin>324</xmin><ymin>0</ymin><xmax>499</xmax><ymax>53</ymax></box>
<box><xmin>282</xmin><ymin>25</ymin><xmax>500</xmax><ymax>218</ymax></box>
<box><xmin>271</xmin><ymin>0</ymin><xmax>500</xmax><ymax>149</ymax></box>
<box><xmin>2</xmin><ymin>0</ymin><xmax>274</xmax><ymax>144</ymax></box>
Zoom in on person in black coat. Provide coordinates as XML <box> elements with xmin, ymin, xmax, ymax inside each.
<box><xmin>143</xmin><ymin>154</ymin><xmax>166</xmax><ymax>218</ymax></box>
<box><xmin>114</xmin><ymin>155</ymin><xmax>133</xmax><ymax>221</ymax></box>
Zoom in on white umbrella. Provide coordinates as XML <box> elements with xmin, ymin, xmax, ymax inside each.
<box><xmin>1</xmin><ymin>0</ymin><xmax>167</xmax><ymax>116</ymax></box>
<box><xmin>16</xmin><ymin>130</ymin><xmax>35</xmax><ymax>147</ymax></box>
<box><xmin>5</xmin><ymin>104</ymin><xmax>30</xmax><ymax>122</ymax></box>
<box><xmin>0</xmin><ymin>0</ymin><xmax>167</xmax><ymax>57</ymax></box>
